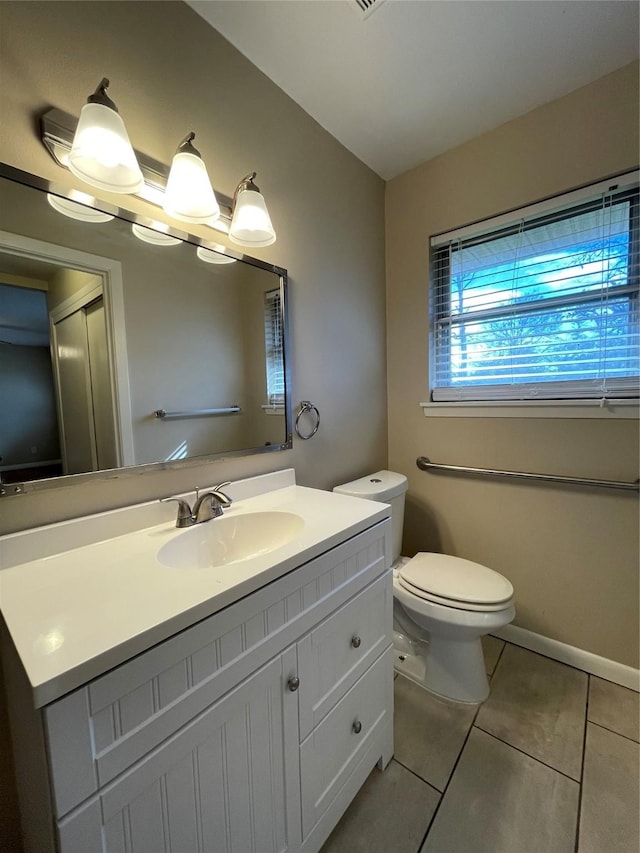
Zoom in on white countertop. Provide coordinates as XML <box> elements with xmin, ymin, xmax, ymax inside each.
<box><xmin>0</xmin><ymin>470</ymin><xmax>389</xmax><ymax>707</ymax></box>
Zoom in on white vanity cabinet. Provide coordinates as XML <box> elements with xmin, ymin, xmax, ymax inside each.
<box><xmin>6</xmin><ymin>516</ymin><xmax>393</xmax><ymax>853</ymax></box>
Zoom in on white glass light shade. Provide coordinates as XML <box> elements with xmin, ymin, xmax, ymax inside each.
<box><xmin>163</xmin><ymin>151</ymin><xmax>220</xmax><ymax>224</ymax></box>
<box><xmin>47</xmin><ymin>191</ymin><xmax>115</xmax><ymax>223</ymax></box>
<box><xmin>196</xmin><ymin>245</ymin><xmax>237</xmax><ymax>265</ymax></box>
<box><xmin>229</xmin><ymin>189</ymin><xmax>276</xmax><ymax>247</ymax></box>
<box><xmin>132</xmin><ymin>222</ymin><xmax>181</xmax><ymax>246</ymax></box>
<box><xmin>68</xmin><ymin>102</ymin><xmax>143</xmax><ymax>193</ymax></box>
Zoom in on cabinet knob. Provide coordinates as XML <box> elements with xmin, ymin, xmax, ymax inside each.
<box><xmin>351</xmin><ymin>635</ymin><xmax>361</xmax><ymax>649</ymax></box>
<box><xmin>352</xmin><ymin>720</ymin><xmax>362</xmax><ymax>734</ymax></box>
<box><xmin>287</xmin><ymin>675</ymin><xmax>300</xmax><ymax>692</ymax></box>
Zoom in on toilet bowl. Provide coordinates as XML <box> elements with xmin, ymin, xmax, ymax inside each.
<box><xmin>394</xmin><ymin>552</ymin><xmax>515</xmax><ymax>702</ymax></box>
<box><xmin>333</xmin><ymin>471</ymin><xmax>516</xmax><ymax>704</ymax></box>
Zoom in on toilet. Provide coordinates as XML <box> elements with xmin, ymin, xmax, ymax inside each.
<box><xmin>333</xmin><ymin>470</ymin><xmax>515</xmax><ymax>703</ymax></box>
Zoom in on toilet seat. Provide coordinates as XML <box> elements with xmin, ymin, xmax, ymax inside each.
<box><xmin>398</xmin><ymin>552</ymin><xmax>514</xmax><ymax>613</ymax></box>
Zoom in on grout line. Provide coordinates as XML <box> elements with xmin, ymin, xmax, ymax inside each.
<box><xmin>415</xmin><ymin>703</ymin><xmax>483</xmax><ymax>852</ymax></box>
<box><xmin>488</xmin><ymin>636</ymin><xmax>507</xmax><ymax>679</ymax></box>
<box><xmin>575</xmin><ymin>674</ymin><xmax>590</xmax><ymax>853</ymax></box>
<box><xmin>392</xmin><ymin>756</ymin><xmax>444</xmax><ymax>794</ymax></box>
<box><xmin>587</xmin><ymin>719</ymin><xmax>640</xmax><ymax>745</ymax></box>
<box><xmin>412</xmin><ymin>641</ymin><xmax>506</xmax><ymax>850</ymax></box>
<box><xmin>473</xmin><ymin>724</ymin><xmax>582</xmax><ymax>785</ymax></box>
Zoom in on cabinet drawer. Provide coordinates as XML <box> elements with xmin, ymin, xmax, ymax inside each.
<box><xmin>297</xmin><ymin>571</ymin><xmax>392</xmax><ymax>739</ymax></box>
<box><xmin>299</xmin><ymin>646</ymin><xmax>393</xmax><ymax>838</ymax></box>
<box><xmin>44</xmin><ymin>519</ymin><xmax>391</xmax><ymax>817</ymax></box>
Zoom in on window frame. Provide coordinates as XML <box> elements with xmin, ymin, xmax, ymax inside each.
<box><xmin>423</xmin><ymin>170</ymin><xmax>640</xmax><ymax>419</ymax></box>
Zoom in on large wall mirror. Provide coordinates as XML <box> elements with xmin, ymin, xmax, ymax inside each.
<box><xmin>0</xmin><ymin>164</ymin><xmax>292</xmax><ymax>496</ymax></box>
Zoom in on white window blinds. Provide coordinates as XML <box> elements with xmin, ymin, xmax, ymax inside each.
<box><xmin>264</xmin><ymin>288</ymin><xmax>284</xmax><ymax>405</ymax></box>
<box><xmin>430</xmin><ymin>172</ymin><xmax>639</xmax><ymax>403</ymax></box>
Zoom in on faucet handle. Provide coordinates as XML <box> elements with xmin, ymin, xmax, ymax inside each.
<box><xmin>160</xmin><ymin>496</ymin><xmax>194</xmax><ymax>528</ymax></box>
<box><xmin>211</xmin><ymin>482</ymin><xmax>232</xmax><ymax>506</ymax></box>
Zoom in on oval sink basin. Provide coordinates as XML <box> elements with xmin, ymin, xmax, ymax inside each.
<box><xmin>157</xmin><ymin>511</ymin><xmax>305</xmax><ymax>569</ymax></box>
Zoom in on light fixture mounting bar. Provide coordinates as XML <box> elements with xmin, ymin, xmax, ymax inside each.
<box><xmin>40</xmin><ymin>108</ymin><xmax>234</xmax><ymax>227</ymax></box>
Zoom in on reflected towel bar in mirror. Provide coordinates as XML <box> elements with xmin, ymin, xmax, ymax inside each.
<box><xmin>154</xmin><ymin>406</ymin><xmax>241</xmax><ymax>420</ymax></box>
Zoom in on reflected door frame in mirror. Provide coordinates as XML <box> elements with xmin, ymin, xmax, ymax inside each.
<box><xmin>0</xmin><ymin>227</ymin><xmax>135</xmax><ymax>469</ymax></box>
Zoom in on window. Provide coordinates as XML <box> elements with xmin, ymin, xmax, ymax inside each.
<box><xmin>264</xmin><ymin>288</ymin><xmax>285</xmax><ymax>407</ymax></box>
<box><xmin>430</xmin><ymin>172</ymin><xmax>639</xmax><ymax>405</ymax></box>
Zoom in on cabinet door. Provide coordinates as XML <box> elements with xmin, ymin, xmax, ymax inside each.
<box><xmin>58</xmin><ymin>650</ymin><xmax>301</xmax><ymax>853</ymax></box>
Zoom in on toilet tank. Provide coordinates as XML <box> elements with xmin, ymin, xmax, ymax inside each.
<box><xmin>333</xmin><ymin>470</ymin><xmax>408</xmax><ymax>564</ymax></box>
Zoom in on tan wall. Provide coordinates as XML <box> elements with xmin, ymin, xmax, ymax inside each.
<box><xmin>386</xmin><ymin>61</ymin><xmax>640</xmax><ymax>669</ymax></box>
<box><xmin>0</xmin><ymin>0</ymin><xmax>387</xmax><ymax>536</ymax></box>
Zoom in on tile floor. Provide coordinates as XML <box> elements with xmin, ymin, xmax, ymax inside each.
<box><xmin>321</xmin><ymin>637</ymin><xmax>639</xmax><ymax>853</ymax></box>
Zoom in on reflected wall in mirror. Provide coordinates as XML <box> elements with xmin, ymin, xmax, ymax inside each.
<box><xmin>0</xmin><ymin>164</ymin><xmax>291</xmax><ymax>495</ymax></box>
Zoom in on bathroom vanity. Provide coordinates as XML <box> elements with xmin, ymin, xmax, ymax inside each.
<box><xmin>1</xmin><ymin>470</ymin><xmax>393</xmax><ymax>853</ymax></box>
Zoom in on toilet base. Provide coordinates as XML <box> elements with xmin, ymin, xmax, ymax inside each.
<box><xmin>392</xmin><ymin>629</ymin><xmax>489</xmax><ymax>704</ymax></box>
<box><xmin>393</xmin><ymin>630</ymin><xmax>427</xmax><ymax>685</ymax></box>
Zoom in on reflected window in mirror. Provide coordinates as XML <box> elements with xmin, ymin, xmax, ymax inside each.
<box><xmin>264</xmin><ymin>288</ymin><xmax>285</xmax><ymax>413</ymax></box>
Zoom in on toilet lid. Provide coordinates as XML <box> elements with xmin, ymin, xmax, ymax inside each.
<box><xmin>398</xmin><ymin>552</ymin><xmax>513</xmax><ymax>607</ymax></box>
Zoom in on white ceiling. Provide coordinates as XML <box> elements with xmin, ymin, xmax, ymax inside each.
<box><xmin>187</xmin><ymin>0</ymin><xmax>639</xmax><ymax>180</ymax></box>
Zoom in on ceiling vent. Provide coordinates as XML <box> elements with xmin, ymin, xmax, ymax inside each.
<box><xmin>350</xmin><ymin>0</ymin><xmax>388</xmax><ymax>21</ymax></box>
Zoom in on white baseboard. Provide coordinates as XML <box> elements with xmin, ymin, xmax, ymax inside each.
<box><xmin>492</xmin><ymin>624</ymin><xmax>640</xmax><ymax>692</ymax></box>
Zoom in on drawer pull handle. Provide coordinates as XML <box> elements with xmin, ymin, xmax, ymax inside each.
<box><xmin>287</xmin><ymin>675</ymin><xmax>300</xmax><ymax>692</ymax></box>
<box><xmin>351</xmin><ymin>635</ymin><xmax>362</xmax><ymax>649</ymax></box>
<box><xmin>352</xmin><ymin>720</ymin><xmax>362</xmax><ymax>734</ymax></box>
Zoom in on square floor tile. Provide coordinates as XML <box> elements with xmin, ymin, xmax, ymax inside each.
<box><xmin>483</xmin><ymin>635</ymin><xmax>505</xmax><ymax>676</ymax></box>
<box><xmin>321</xmin><ymin>759</ymin><xmax>440</xmax><ymax>853</ymax></box>
<box><xmin>421</xmin><ymin>728</ymin><xmax>579</xmax><ymax>853</ymax></box>
<box><xmin>475</xmin><ymin>644</ymin><xmax>587</xmax><ymax>779</ymax></box>
<box><xmin>393</xmin><ymin>675</ymin><xmax>477</xmax><ymax>791</ymax></box>
<box><xmin>588</xmin><ymin>676</ymin><xmax>640</xmax><ymax>742</ymax></box>
<box><xmin>578</xmin><ymin>722</ymin><xmax>640</xmax><ymax>853</ymax></box>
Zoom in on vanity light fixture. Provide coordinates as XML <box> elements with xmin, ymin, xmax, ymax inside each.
<box><xmin>163</xmin><ymin>133</ymin><xmax>220</xmax><ymax>224</ymax></box>
<box><xmin>229</xmin><ymin>173</ymin><xmax>276</xmax><ymax>247</ymax></box>
<box><xmin>46</xmin><ymin>190</ymin><xmax>115</xmax><ymax>223</ymax></box>
<box><xmin>131</xmin><ymin>222</ymin><xmax>182</xmax><ymax>246</ymax></box>
<box><xmin>67</xmin><ymin>79</ymin><xmax>144</xmax><ymax>194</ymax></box>
<box><xmin>40</xmin><ymin>88</ymin><xmax>277</xmax><ymax>247</ymax></box>
<box><xmin>196</xmin><ymin>245</ymin><xmax>237</xmax><ymax>265</ymax></box>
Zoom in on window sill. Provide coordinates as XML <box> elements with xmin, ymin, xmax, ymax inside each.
<box><xmin>261</xmin><ymin>404</ymin><xmax>284</xmax><ymax>415</ymax></box>
<box><xmin>420</xmin><ymin>400</ymin><xmax>639</xmax><ymax>419</ymax></box>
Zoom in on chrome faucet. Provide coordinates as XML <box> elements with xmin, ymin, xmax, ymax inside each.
<box><xmin>161</xmin><ymin>482</ymin><xmax>233</xmax><ymax>528</ymax></box>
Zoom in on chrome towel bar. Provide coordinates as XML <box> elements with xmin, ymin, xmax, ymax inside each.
<box><xmin>154</xmin><ymin>406</ymin><xmax>240</xmax><ymax>420</ymax></box>
<box><xmin>416</xmin><ymin>457</ymin><xmax>639</xmax><ymax>492</ymax></box>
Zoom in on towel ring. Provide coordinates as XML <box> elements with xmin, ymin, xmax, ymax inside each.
<box><xmin>295</xmin><ymin>400</ymin><xmax>320</xmax><ymax>440</ymax></box>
